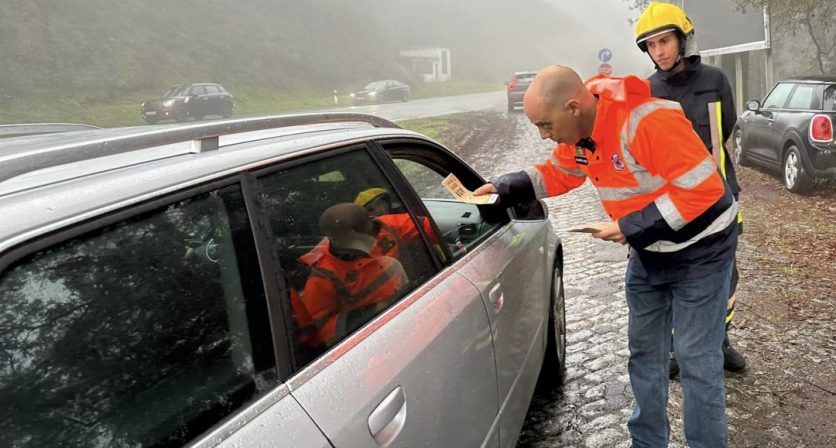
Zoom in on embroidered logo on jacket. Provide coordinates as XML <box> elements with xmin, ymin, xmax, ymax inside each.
<box><xmin>611</xmin><ymin>154</ymin><xmax>625</xmax><ymax>171</ymax></box>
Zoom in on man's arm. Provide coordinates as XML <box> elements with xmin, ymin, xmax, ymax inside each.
<box><xmin>474</xmin><ymin>144</ymin><xmax>586</xmax><ymax>203</ymax></box>
<box><xmin>719</xmin><ymin>74</ymin><xmax>737</xmax><ymax>143</ymax></box>
<box><xmin>618</xmin><ymin>106</ymin><xmax>728</xmax><ymax>249</ymax></box>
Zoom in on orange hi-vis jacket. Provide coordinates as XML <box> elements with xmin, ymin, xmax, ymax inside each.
<box><xmin>297</xmin><ymin>247</ymin><xmax>407</xmax><ymax>347</ymax></box>
<box><xmin>493</xmin><ymin>75</ymin><xmax>738</xmax><ymax>280</ymax></box>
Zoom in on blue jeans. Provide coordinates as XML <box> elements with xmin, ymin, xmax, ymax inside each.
<box><xmin>625</xmin><ymin>262</ymin><xmax>732</xmax><ymax>448</ymax></box>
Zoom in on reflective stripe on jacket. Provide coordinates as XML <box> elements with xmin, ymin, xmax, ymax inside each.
<box><xmin>300</xmin><ymin>249</ymin><xmax>407</xmax><ymax>346</ymax></box>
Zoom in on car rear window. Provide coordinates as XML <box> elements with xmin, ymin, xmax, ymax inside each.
<box><xmin>515</xmin><ymin>73</ymin><xmax>535</xmax><ymax>81</ymax></box>
<box><xmin>824</xmin><ymin>85</ymin><xmax>836</xmax><ymax>111</ymax></box>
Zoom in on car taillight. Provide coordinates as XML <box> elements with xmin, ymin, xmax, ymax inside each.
<box><xmin>508</xmin><ymin>78</ymin><xmax>517</xmax><ymax>91</ymax></box>
<box><xmin>810</xmin><ymin>115</ymin><xmax>834</xmax><ymax>142</ymax></box>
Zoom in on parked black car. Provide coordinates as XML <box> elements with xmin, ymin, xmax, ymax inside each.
<box><xmin>141</xmin><ymin>83</ymin><xmax>234</xmax><ymax>124</ymax></box>
<box><xmin>350</xmin><ymin>80</ymin><xmax>410</xmax><ymax>104</ymax></box>
<box><xmin>506</xmin><ymin>71</ymin><xmax>537</xmax><ymax>112</ymax></box>
<box><xmin>733</xmin><ymin>76</ymin><xmax>836</xmax><ymax>193</ymax></box>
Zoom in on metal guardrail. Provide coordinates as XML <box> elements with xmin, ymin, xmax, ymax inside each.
<box><xmin>0</xmin><ymin>113</ymin><xmax>400</xmax><ymax>183</ymax></box>
<box><xmin>0</xmin><ymin>123</ymin><xmax>100</xmax><ymax>138</ymax></box>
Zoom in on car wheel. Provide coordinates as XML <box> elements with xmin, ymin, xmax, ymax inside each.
<box><xmin>401</xmin><ymin>92</ymin><xmax>409</xmax><ymax>102</ymax></box>
<box><xmin>783</xmin><ymin>145</ymin><xmax>814</xmax><ymax>193</ymax></box>
<box><xmin>507</xmin><ymin>102</ymin><xmax>515</xmax><ymax>113</ymax></box>
<box><xmin>733</xmin><ymin>128</ymin><xmax>750</xmax><ymax>167</ymax></box>
<box><xmin>174</xmin><ymin>111</ymin><xmax>188</xmax><ymax>123</ymax></box>
<box><xmin>221</xmin><ymin>107</ymin><xmax>233</xmax><ymax>118</ymax></box>
<box><xmin>144</xmin><ymin>116</ymin><xmax>158</xmax><ymax>125</ymax></box>
<box><xmin>540</xmin><ymin>259</ymin><xmax>566</xmax><ymax>389</ymax></box>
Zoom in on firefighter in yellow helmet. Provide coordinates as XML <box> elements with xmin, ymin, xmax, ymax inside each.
<box><xmin>636</xmin><ymin>2</ymin><xmax>747</xmax><ymax>379</ymax></box>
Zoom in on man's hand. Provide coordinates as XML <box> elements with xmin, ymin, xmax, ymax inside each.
<box><xmin>591</xmin><ymin>221</ymin><xmax>626</xmax><ymax>244</ymax></box>
<box><xmin>473</xmin><ymin>183</ymin><xmax>498</xmax><ymax>196</ymax></box>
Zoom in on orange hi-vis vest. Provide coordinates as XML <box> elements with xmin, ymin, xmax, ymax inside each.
<box><xmin>298</xmin><ymin>248</ymin><xmax>407</xmax><ymax>347</ymax></box>
<box><xmin>525</xmin><ymin>75</ymin><xmax>738</xmax><ymax>253</ymax></box>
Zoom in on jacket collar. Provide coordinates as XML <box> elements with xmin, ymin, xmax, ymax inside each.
<box><xmin>654</xmin><ymin>55</ymin><xmax>702</xmax><ymax>85</ymax></box>
<box><xmin>585</xmin><ymin>74</ymin><xmax>652</xmax><ymax>145</ymax></box>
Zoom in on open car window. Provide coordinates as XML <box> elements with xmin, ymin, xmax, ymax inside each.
<box><xmin>384</xmin><ymin>142</ymin><xmax>509</xmax><ymax>261</ymax></box>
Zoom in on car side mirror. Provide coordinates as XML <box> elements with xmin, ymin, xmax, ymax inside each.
<box><xmin>746</xmin><ymin>100</ymin><xmax>760</xmax><ymax>112</ymax></box>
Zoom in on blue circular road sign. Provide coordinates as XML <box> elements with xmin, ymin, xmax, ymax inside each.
<box><xmin>598</xmin><ymin>48</ymin><xmax>613</xmax><ymax>63</ymax></box>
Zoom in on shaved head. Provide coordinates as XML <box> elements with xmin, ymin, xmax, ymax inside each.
<box><xmin>531</xmin><ymin>65</ymin><xmax>585</xmax><ymax>107</ymax></box>
<box><xmin>523</xmin><ymin>65</ymin><xmax>597</xmax><ymax>145</ymax></box>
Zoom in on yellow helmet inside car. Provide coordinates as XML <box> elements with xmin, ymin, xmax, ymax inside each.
<box><xmin>354</xmin><ymin>187</ymin><xmax>390</xmax><ymax>207</ymax></box>
<box><xmin>635</xmin><ymin>2</ymin><xmax>694</xmax><ymax>53</ymax></box>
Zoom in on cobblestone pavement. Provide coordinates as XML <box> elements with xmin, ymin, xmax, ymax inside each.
<box><xmin>457</xmin><ymin>112</ymin><xmax>697</xmax><ymax>447</ymax></box>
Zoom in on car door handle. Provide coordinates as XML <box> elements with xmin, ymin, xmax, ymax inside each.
<box><xmin>489</xmin><ymin>282</ymin><xmax>504</xmax><ymax>312</ymax></box>
<box><xmin>369</xmin><ymin>386</ymin><xmax>407</xmax><ymax>447</ymax></box>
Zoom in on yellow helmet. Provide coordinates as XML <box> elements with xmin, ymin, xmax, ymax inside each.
<box><xmin>353</xmin><ymin>187</ymin><xmax>390</xmax><ymax>207</ymax></box>
<box><xmin>635</xmin><ymin>2</ymin><xmax>694</xmax><ymax>53</ymax></box>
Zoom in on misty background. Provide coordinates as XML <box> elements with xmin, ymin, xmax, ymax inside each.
<box><xmin>1</xmin><ymin>0</ymin><xmax>651</xmax><ymax>124</ymax></box>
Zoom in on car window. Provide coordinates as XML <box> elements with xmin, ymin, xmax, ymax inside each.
<box><xmin>787</xmin><ymin>85</ymin><xmax>816</xmax><ymax>109</ymax></box>
<box><xmin>205</xmin><ymin>84</ymin><xmax>221</xmax><ymax>94</ymax></box>
<box><xmin>823</xmin><ymin>85</ymin><xmax>836</xmax><ymax>111</ymax></box>
<box><xmin>387</xmin><ymin>146</ymin><xmax>506</xmax><ymax>260</ymax></box>
<box><xmin>763</xmin><ymin>83</ymin><xmax>794</xmax><ymax>109</ymax></box>
<box><xmin>254</xmin><ymin>148</ymin><xmax>440</xmax><ymax>368</ymax></box>
<box><xmin>189</xmin><ymin>85</ymin><xmax>206</xmax><ymax>95</ymax></box>
<box><xmin>0</xmin><ymin>185</ymin><xmax>276</xmax><ymax>447</ymax></box>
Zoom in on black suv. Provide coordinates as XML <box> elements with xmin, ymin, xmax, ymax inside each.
<box><xmin>733</xmin><ymin>76</ymin><xmax>836</xmax><ymax>193</ymax></box>
<box><xmin>141</xmin><ymin>83</ymin><xmax>234</xmax><ymax>124</ymax></box>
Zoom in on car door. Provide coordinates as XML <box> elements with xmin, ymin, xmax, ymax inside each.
<box><xmin>251</xmin><ymin>145</ymin><xmax>500</xmax><ymax>448</ymax></box>
<box><xmin>779</xmin><ymin>83</ymin><xmax>818</xmax><ymax>146</ymax></box>
<box><xmin>381</xmin><ymin>139</ymin><xmax>554</xmax><ymax>448</ymax></box>
<box><xmin>187</xmin><ymin>85</ymin><xmax>209</xmax><ymax>118</ymax></box>
<box><xmin>0</xmin><ymin>182</ymin><xmax>330</xmax><ymax>447</ymax></box>
<box><xmin>750</xmin><ymin>82</ymin><xmax>794</xmax><ymax>164</ymax></box>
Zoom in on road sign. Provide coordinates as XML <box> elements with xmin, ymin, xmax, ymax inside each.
<box><xmin>598</xmin><ymin>63</ymin><xmax>613</xmax><ymax>75</ymax></box>
<box><xmin>598</xmin><ymin>48</ymin><xmax>613</xmax><ymax>63</ymax></box>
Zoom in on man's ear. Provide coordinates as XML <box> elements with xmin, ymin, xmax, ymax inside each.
<box><xmin>565</xmin><ymin>98</ymin><xmax>581</xmax><ymax>116</ymax></box>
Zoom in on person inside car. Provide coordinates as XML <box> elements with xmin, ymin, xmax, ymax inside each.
<box><xmin>295</xmin><ymin>203</ymin><xmax>408</xmax><ymax>348</ymax></box>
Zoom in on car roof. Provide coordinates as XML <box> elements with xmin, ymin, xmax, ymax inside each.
<box><xmin>782</xmin><ymin>75</ymin><xmax>836</xmax><ymax>84</ymax></box>
<box><xmin>0</xmin><ymin>114</ymin><xmax>422</xmax><ymax>254</ymax></box>
<box><xmin>513</xmin><ymin>71</ymin><xmax>537</xmax><ymax>77</ymax></box>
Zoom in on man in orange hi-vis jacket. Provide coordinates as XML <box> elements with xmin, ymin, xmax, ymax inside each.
<box><xmin>474</xmin><ymin>66</ymin><xmax>738</xmax><ymax>447</ymax></box>
<box><xmin>297</xmin><ymin>203</ymin><xmax>407</xmax><ymax>348</ymax></box>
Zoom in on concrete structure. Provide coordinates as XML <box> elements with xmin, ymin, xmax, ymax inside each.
<box><xmin>399</xmin><ymin>47</ymin><xmax>452</xmax><ymax>83</ymax></box>
<box><xmin>686</xmin><ymin>0</ymin><xmax>835</xmax><ymax>112</ymax></box>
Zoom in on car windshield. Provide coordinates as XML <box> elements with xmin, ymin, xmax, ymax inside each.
<box><xmin>364</xmin><ymin>81</ymin><xmax>388</xmax><ymax>90</ymax></box>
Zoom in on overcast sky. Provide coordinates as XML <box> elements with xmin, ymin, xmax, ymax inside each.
<box><xmin>550</xmin><ymin>0</ymin><xmax>655</xmax><ymax>78</ymax></box>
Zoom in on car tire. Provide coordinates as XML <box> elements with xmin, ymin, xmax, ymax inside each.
<box><xmin>733</xmin><ymin>127</ymin><xmax>750</xmax><ymax>167</ymax></box>
<box><xmin>540</xmin><ymin>259</ymin><xmax>566</xmax><ymax>389</ymax></box>
<box><xmin>174</xmin><ymin>111</ymin><xmax>188</xmax><ymax>123</ymax></box>
<box><xmin>507</xmin><ymin>102</ymin><xmax>515</xmax><ymax>113</ymax></box>
<box><xmin>144</xmin><ymin>116</ymin><xmax>158</xmax><ymax>125</ymax></box>
<box><xmin>401</xmin><ymin>92</ymin><xmax>409</xmax><ymax>102</ymax></box>
<box><xmin>221</xmin><ymin>107</ymin><xmax>233</xmax><ymax>119</ymax></box>
<box><xmin>783</xmin><ymin>144</ymin><xmax>815</xmax><ymax>193</ymax></box>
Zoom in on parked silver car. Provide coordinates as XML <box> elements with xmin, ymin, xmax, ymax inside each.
<box><xmin>0</xmin><ymin>114</ymin><xmax>565</xmax><ymax>448</ymax></box>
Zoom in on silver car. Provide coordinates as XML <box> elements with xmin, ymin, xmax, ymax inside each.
<box><xmin>0</xmin><ymin>114</ymin><xmax>566</xmax><ymax>448</ymax></box>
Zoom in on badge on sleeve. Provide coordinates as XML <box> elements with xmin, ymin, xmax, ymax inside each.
<box><xmin>611</xmin><ymin>154</ymin><xmax>625</xmax><ymax>171</ymax></box>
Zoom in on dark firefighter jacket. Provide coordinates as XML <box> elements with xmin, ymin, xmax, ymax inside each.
<box><xmin>649</xmin><ymin>56</ymin><xmax>741</xmax><ymax>197</ymax></box>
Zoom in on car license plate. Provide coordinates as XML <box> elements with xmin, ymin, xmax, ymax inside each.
<box><xmin>145</xmin><ymin>111</ymin><xmax>157</xmax><ymax>116</ymax></box>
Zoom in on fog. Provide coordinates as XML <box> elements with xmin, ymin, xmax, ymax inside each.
<box><xmin>1</xmin><ymin>0</ymin><xmax>655</xmax><ymax>125</ymax></box>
